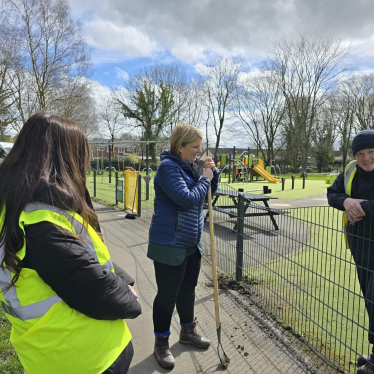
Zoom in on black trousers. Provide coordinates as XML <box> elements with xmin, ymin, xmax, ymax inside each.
<box><xmin>153</xmin><ymin>251</ymin><xmax>201</xmax><ymax>333</ymax></box>
<box><xmin>348</xmin><ymin>229</ymin><xmax>374</xmax><ymax>345</ymax></box>
<box><xmin>102</xmin><ymin>341</ymin><xmax>134</xmax><ymax>374</ymax></box>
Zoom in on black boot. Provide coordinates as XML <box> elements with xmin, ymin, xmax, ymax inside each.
<box><xmin>154</xmin><ymin>334</ymin><xmax>175</xmax><ymax>369</ymax></box>
<box><xmin>179</xmin><ymin>320</ymin><xmax>210</xmax><ymax>349</ymax></box>
<box><xmin>357</xmin><ymin>363</ymin><xmax>374</xmax><ymax>374</ymax></box>
<box><xmin>358</xmin><ymin>355</ymin><xmax>371</xmax><ymax>367</ymax></box>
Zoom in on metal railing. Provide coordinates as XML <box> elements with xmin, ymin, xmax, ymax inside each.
<box><xmin>88</xmin><ymin>176</ymin><xmax>371</xmax><ymax>374</ymax></box>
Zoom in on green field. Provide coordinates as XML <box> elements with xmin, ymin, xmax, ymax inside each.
<box><xmin>220</xmin><ymin>178</ymin><xmax>331</xmax><ymax>200</ymax></box>
<box><xmin>0</xmin><ymin>308</ymin><xmax>23</xmax><ymax>374</ymax></box>
<box><xmin>86</xmin><ymin>171</ymin><xmax>333</xmax><ymax>205</ymax></box>
<box><xmin>246</xmin><ymin>209</ymin><xmax>365</xmax><ymax>373</ymax></box>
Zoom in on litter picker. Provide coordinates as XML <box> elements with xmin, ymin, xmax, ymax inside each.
<box><xmin>207</xmin><ymin>186</ymin><xmax>230</xmax><ymax>369</ymax></box>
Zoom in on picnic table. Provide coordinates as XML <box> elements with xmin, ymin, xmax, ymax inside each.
<box><xmin>204</xmin><ymin>188</ymin><xmax>281</xmax><ymax>230</ymax></box>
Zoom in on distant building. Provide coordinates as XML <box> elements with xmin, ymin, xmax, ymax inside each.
<box><xmin>89</xmin><ymin>139</ymin><xmax>142</xmax><ymax>159</ymax></box>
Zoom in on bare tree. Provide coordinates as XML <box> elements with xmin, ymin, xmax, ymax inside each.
<box><xmin>115</xmin><ymin>62</ymin><xmax>188</xmax><ymax>161</ymax></box>
<box><xmin>269</xmin><ymin>34</ymin><xmax>349</xmax><ymax>171</ymax></box>
<box><xmin>98</xmin><ymin>94</ymin><xmax>126</xmax><ymax>148</ymax></box>
<box><xmin>0</xmin><ymin>14</ymin><xmax>18</xmax><ymax>138</ymax></box>
<box><xmin>326</xmin><ymin>90</ymin><xmax>354</xmax><ymax>170</ymax></box>
<box><xmin>199</xmin><ymin>57</ymin><xmax>243</xmax><ymax>156</ymax></box>
<box><xmin>2</xmin><ymin>0</ymin><xmax>91</xmax><ymax>119</ymax></box>
<box><xmin>183</xmin><ymin>79</ymin><xmax>207</xmax><ymax>129</ymax></box>
<box><xmin>341</xmin><ymin>73</ymin><xmax>374</xmax><ymax>131</ymax></box>
<box><xmin>236</xmin><ymin>69</ymin><xmax>285</xmax><ymax>166</ymax></box>
<box><xmin>311</xmin><ymin>104</ymin><xmax>336</xmax><ymax>172</ymax></box>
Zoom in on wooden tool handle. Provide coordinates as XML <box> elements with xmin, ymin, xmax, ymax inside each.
<box><xmin>208</xmin><ymin>187</ymin><xmax>221</xmax><ymax>329</ymax></box>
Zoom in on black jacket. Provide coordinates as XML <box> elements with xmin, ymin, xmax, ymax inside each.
<box><xmin>327</xmin><ymin>166</ymin><xmax>374</xmax><ymax>216</ymax></box>
<box><xmin>327</xmin><ymin>166</ymin><xmax>374</xmax><ymax>257</ymax></box>
<box><xmin>23</xmin><ymin>221</ymin><xmax>141</xmax><ymax>321</ymax></box>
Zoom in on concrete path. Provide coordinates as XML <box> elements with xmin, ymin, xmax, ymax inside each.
<box><xmin>94</xmin><ymin>202</ymin><xmax>326</xmax><ymax>374</ymax></box>
<box><xmin>267</xmin><ymin>192</ymin><xmax>328</xmax><ymax>209</ymax></box>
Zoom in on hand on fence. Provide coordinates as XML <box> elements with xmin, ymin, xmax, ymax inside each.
<box><xmin>344</xmin><ymin>197</ymin><xmax>366</xmax><ymax>222</ymax></box>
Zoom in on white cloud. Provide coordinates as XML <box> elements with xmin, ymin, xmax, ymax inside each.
<box><xmin>115</xmin><ymin>68</ymin><xmax>129</xmax><ymax>81</ymax></box>
<box><xmin>84</xmin><ymin>19</ymin><xmax>157</xmax><ymax>57</ymax></box>
<box><xmin>171</xmin><ymin>39</ymin><xmax>206</xmax><ymax>64</ymax></box>
<box><xmin>70</xmin><ymin>0</ymin><xmax>374</xmax><ymax>67</ymax></box>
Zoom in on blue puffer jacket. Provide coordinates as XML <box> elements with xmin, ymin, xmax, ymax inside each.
<box><xmin>149</xmin><ymin>151</ymin><xmax>220</xmax><ymax>248</ymax></box>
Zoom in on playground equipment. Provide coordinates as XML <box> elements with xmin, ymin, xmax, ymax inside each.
<box><xmin>218</xmin><ymin>148</ymin><xmax>281</xmax><ymax>184</ymax></box>
<box><xmin>142</xmin><ymin>167</ymin><xmax>152</xmax><ymax>175</ymax></box>
<box><xmin>252</xmin><ymin>159</ymin><xmax>281</xmax><ymax>183</ymax></box>
<box><xmin>101</xmin><ymin>166</ymin><xmax>117</xmax><ymax>182</ymax></box>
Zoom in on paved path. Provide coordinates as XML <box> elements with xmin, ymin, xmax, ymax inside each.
<box><xmin>267</xmin><ymin>193</ymin><xmax>328</xmax><ymax>209</ymax></box>
<box><xmin>94</xmin><ymin>202</ymin><xmax>328</xmax><ymax>374</ymax></box>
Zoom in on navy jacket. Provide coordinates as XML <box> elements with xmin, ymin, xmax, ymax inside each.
<box><xmin>149</xmin><ymin>151</ymin><xmax>220</xmax><ymax>248</ymax></box>
<box><xmin>328</xmin><ymin>166</ymin><xmax>374</xmax><ymax>243</ymax></box>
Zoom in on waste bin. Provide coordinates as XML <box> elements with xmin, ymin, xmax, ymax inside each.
<box><xmin>325</xmin><ymin>175</ymin><xmax>331</xmax><ymax>184</ymax></box>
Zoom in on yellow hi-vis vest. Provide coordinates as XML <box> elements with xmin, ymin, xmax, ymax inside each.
<box><xmin>343</xmin><ymin>161</ymin><xmax>357</xmax><ymax>248</ymax></box>
<box><xmin>0</xmin><ymin>203</ymin><xmax>132</xmax><ymax>374</ymax></box>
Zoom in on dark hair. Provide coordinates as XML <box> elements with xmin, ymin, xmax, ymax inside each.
<box><xmin>0</xmin><ymin>113</ymin><xmax>99</xmax><ymax>285</ymax></box>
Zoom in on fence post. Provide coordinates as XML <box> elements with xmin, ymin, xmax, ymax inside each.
<box><xmin>108</xmin><ymin>140</ymin><xmax>112</xmax><ymax>184</ymax></box>
<box><xmin>115</xmin><ymin>171</ymin><xmax>118</xmax><ymax>205</ymax></box>
<box><xmin>236</xmin><ymin>193</ymin><xmax>245</xmax><ymax>282</ymax></box>
<box><xmin>228</xmin><ymin>155</ymin><xmax>231</xmax><ymax>183</ymax></box>
<box><xmin>291</xmin><ymin>175</ymin><xmax>295</xmax><ymax>189</ymax></box>
<box><xmin>303</xmin><ymin>172</ymin><xmax>306</xmax><ymax>189</ymax></box>
<box><xmin>282</xmin><ymin>177</ymin><xmax>285</xmax><ymax>191</ymax></box>
<box><xmin>93</xmin><ymin>169</ymin><xmax>96</xmax><ymax>197</ymax></box>
<box><xmin>146</xmin><ymin>140</ymin><xmax>150</xmax><ymax>201</ymax></box>
<box><xmin>137</xmin><ymin>174</ymin><xmax>142</xmax><ymax>217</ymax></box>
<box><xmin>232</xmin><ymin>146</ymin><xmax>236</xmax><ymax>183</ymax></box>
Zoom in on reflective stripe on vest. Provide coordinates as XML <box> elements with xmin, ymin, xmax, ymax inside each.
<box><xmin>342</xmin><ymin>161</ymin><xmax>357</xmax><ymax>248</ymax></box>
<box><xmin>0</xmin><ymin>203</ymin><xmax>113</xmax><ymax>320</ymax></box>
<box><xmin>344</xmin><ymin>161</ymin><xmax>357</xmax><ymax>196</ymax></box>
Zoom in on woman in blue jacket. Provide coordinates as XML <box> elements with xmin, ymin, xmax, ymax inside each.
<box><xmin>147</xmin><ymin>123</ymin><xmax>220</xmax><ymax>369</ymax></box>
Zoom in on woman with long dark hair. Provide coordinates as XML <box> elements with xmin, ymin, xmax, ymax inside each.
<box><xmin>0</xmin><ymin>113</ymin><xmax>141</xmax><ymax>374</ymax></box>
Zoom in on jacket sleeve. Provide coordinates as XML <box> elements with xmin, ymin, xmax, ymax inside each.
<box><xmin>360</xmin><ymin>200</ymin><xmax>374</xmax><ymax>217</ymax></box>
<box><xmin>327</xmin><ymin>172</ymin><xmax>348</xmax><ymax>211</ymax></box>
<box><xmin>156</xmin><ymin>163</ymin><xmax>211</xmax><ymax>209</ymax></box>
<box><xmin>24</xmin><ymin>222</ymin><xmax>141</xmax><ymax>321</ymax></box>
<box><xmin>113</xmin><ymin>261</ymin><xmax>135</xmax><ymax>286</ymax></box>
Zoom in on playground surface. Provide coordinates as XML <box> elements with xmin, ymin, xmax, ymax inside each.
<box><xmin>94</xmin><ymin>194</ymin><xmax>336</xmax><ymax>374</ymax></box>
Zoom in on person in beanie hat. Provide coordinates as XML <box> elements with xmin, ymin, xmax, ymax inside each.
<box><xmin>352</xmin><ymin>130</ymin><xmax>374</xmax><ymax>158</ymax></box>
<box><xmin>328</xmin><ymin>130</ymin><xmax>374</xmax><ymax>374</ymax></box>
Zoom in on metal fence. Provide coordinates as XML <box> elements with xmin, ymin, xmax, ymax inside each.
<box><xmin>88</xmin><ymin>174</ymin><xmax>372</xmax><ymax>374</ymax></box>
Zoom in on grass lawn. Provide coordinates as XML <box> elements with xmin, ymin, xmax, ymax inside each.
<box><xmin>221</xmin><ymin>178</ymin><xmax>331</xmax><ymax>200</ymax></box>
<box><xmin>0</xmin><ymin>308</ymin><xmax>23</xmax><ymax>373</ymax></box>
<box><xmin>246</xmin><ymin>209</ymin><xmax>366</xmax><ymax>373</ymax></box>
<box><xmin>87</xmin><ymin>171</ymin><xmax>333</xmax><ymax>206</ymax></box>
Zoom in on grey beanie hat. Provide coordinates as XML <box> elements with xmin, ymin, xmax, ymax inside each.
<box><xmin>351</xmin><ymin>130</ymin><xmax>374</xmax><ymax>156</ymax></box>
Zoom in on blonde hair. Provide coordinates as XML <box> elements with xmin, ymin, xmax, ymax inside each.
<box><xmin>170</xmin><ymin>123</ymin><xmax>203</xmax><ymax>157</ymax></box>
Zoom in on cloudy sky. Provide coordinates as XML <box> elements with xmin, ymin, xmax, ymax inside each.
<box><xmin>67</xmin><ymin>0</ymin><xmax>374</xmax><ymax>146</ymax></box>
<box><xmin>68</xmin><ymin>0</ymin><xmax>374</xmax><ymax>87</ymax></box>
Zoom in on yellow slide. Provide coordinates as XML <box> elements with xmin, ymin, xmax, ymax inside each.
<box><xmin>253</xmin><ymin>163</ymin><xmax>281</xmax><ymax>183</ymax></box>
